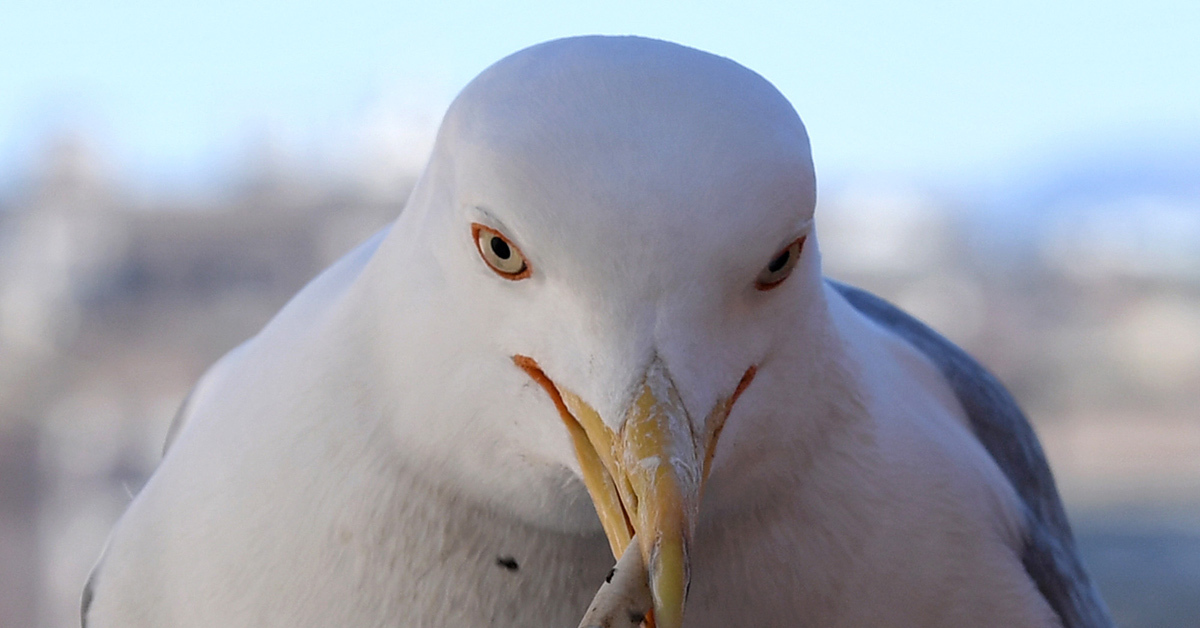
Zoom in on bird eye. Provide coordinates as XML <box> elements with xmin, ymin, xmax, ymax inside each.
<box><xmin>472</xmin><ymin>223</ymin><xmax>531</xmax><ymax>280</ymax></box>
<box><xmin>755</xmin><ymin>236</ymin><xmax>804</xmax><ymax>290</ymax></box>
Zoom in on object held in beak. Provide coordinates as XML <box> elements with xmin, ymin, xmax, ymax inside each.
<box><xmin>577</xmin><ymin>535</ymin><xmax>652</xmax><ymax>628</ymax></box>
<box><xmin>514</xmin><ymin>356</ymin><xmax>755</xmax><ymax>628</ymax></box>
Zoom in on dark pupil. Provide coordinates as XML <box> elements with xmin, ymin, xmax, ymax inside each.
<box><xmin>490</xmin><ymin>236</ymin><xmax>511</xmax><ymax>260</ymax></box>
<box><xmin>768</xmin><ymin>249</ymin><xmax>790</xmax><ymax>273</ymax></box>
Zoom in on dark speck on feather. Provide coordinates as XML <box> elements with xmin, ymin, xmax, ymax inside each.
<box><xmin>495</xmin><ymin>555</ymin><xmax>519</xmax><ymax>571</ymax></box>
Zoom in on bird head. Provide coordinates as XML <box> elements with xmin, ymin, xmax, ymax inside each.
<box><xmin>371</xmin><ymin>36</ymin><xmax>820</xmax><ymax>628</ymax></box>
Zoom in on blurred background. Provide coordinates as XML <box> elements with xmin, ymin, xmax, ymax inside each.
<box><xmin>1</xmin><ymin>1</ymin><xmax>1198</xmax><ymax>626</ymax></box>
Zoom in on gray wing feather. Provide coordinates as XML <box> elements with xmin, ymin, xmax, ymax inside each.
<box><xmin>832</xmin><ymin>281</ymin><xmax>1114</xmax><ymax>628</ymax></box>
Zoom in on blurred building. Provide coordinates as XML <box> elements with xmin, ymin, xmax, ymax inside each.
<box><xmin>0</xmin><ymin>136</ymin><xmax>407</xmax><ymax>627</ymax></box>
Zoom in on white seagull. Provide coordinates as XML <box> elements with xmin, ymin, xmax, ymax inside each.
<box><xmin>83</xmin><ymin>36</ymin><xmax>1113</xmax><ymax>628</ymax></box>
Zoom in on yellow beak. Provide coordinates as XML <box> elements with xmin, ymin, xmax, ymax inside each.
<box><xmin>515</xmin><ymin>356</ymin><xmax>755</xmax><ymax>628</ymax></box>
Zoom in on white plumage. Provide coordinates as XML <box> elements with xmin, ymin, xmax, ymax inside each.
<box><xmin>84</xmin><ymin>36</ymin><xmax>1111</xmax><ymax>627</ymax></box>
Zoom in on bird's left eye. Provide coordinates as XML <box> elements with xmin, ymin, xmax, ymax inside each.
<box><xmin>755</xmin><ymin>236</ymin><xmax>804</xmax><ymax>290</ymax></box>
<box><xmin>472</xmin><ymin>223</ymin><xmax>531</xmax><ymax>280</ymax></box>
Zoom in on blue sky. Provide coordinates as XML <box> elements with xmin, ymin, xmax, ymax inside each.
<box><xmin>2</xmin><ymin>0</ymin><xmax>1198</xmax><ymax>192</ymax></box>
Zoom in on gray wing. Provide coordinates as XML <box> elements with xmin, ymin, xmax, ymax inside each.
<box><xmin>832</xmin><ymin>281</ymin><xmax>1114</xmax><ymax>628</ymax></box>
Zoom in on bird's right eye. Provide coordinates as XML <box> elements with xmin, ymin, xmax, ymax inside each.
<box><xmin>472</xmin><ymin>223</ymin><xmax>531</xmax><ymax>280</ymax></box>
<box><xmin>755</xmin><ymin>237</ymin><xmax>804</xmax><ymax>290</ymax></box>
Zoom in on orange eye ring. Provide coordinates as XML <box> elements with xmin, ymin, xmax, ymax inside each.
<box><xmin>755</xmin><ymin>236</ymin><xmax>804</xmax><ymax>291</ymax></box>
<box><xmin>472</xmin><ymin>223</ymin><xmax>532</xmax><ymax>280</ymax></box>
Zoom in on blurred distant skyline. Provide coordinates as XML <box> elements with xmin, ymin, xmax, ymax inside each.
<box><xmin>2</xmin><ymin>0</ymin><xmax>1199</xmax><ymax>196</ymax></box>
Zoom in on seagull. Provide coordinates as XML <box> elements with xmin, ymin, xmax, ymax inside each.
<box><xmin>83</xmin><ymin>36</ymin><xmax>1113</xmax><ymax>628</ymax></box>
